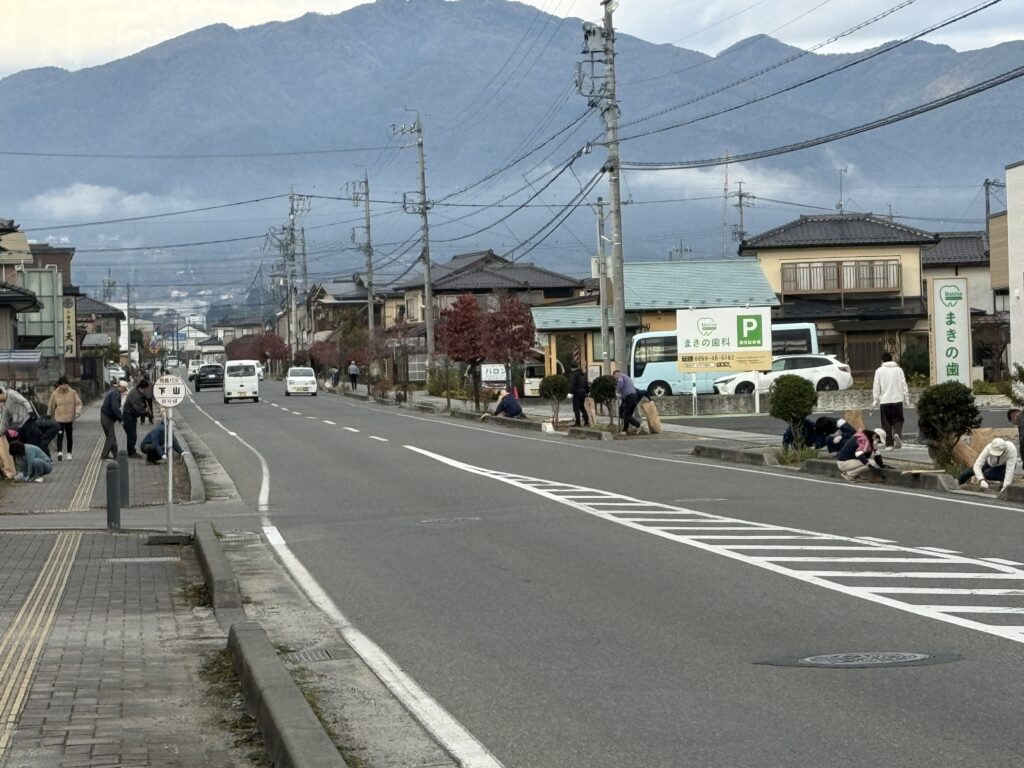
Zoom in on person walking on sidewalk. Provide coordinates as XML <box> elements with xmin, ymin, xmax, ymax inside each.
<box><xmin>569</xmin><ymin>364</ymin><xmax>590</xmax><ymax>427</ymax></box>
<box><xmin>100</xmin><ymin>381</ymin><xmax>126</xmax><ymax>460</ymax></box>
<box><xmin>872</xmin><ymin>352</ymin><xmax>910</xmax><ymax>448</ymax></box>
<box><xmin>47</xmin><ymin>376</ymin><xmax>82</xmax><ymax>461</ymax></box>
<box><xmin>122</xmin><ymin>379</ymin><xmax>150</xmax><ymax>458</ymax></box>
<box><xmin>347</xmin><ymin>360</ymin><xmax>360</xmax><ymax>392</ymax></box>
<box><xmin>8</xmin><ymin>440</ymin><xmax>53</xmax><ymax>483</ymax></box>
<box><xmin>958</xmin><ymin>437</ymin><xmax>1017</xmax><ymax>497</ymax></box>
<box><xmin>613</xmin><ymin>370</ymin><xmax>643</xmax><ymax>435</ymax></box>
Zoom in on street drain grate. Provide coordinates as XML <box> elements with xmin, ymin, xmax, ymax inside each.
<box><xmin>219</xmin><ymin>533</ymin><xmax>261</xmax><ymax>542</ymax></box>
<box><xmin>759</xmin><ymin>652</ymin><xmax>962</xmax><ymax>669</ymax></box>
<box><xmin>281</xmin><ymin>648</ymin><xmax>334</xmax><ymax>664</ymax></box>
<box><xmin>419</xmin><ymin>516</ymin><xmax>481</xmax><ymax>524</ymax></box>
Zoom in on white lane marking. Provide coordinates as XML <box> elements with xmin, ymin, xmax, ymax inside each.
<box><xmin>369</xmin><ymin>436</ymin><xmax>389</xmax><ymax>442</ymax></box>
<box><xmin>856</xmin><ymin>537</ymin><xmax>899</xmax><ymax>543</ymax></box>
<box><xmin>725</xmin><ymin>546</ymin><xmax>890</xmax><ymax>551</ymax></box>
<box><xmin>261</xmin><ymin>525</ymin><xmax>504</xmax><ymax>768</ymax></box>
<box><xmin>270</xmin><ymin>403</ymin><xmax>279</xmax><ymax>408</ymax></box>
<box><xmin>185</xmin><ymin>393</ymin><xmax>271</xmax><ymax>512</ymax></box>
<box><xmin>406</xmin><ymin>445</ymin><xmax>1024</xmax><ymax>644</ymax></box>
<box><xmin>343</xmin><ymin>427</ymin><xmax>359</xmax><ymax>433</ymax></box>
<box><xmin>918</xmin><ymin>547</ymin><xmax>963</xmax><ymax>554</ymax></box>
<box><xmin>983</xmin><ymin>558</ymin><xmax>1024</xmax><ymax>566</ymax></box>
<box><xmin>340</xmin><ymin>400</ymin><xmax>1024</xmax><ymax>513</ymax></box>
<box><xmin>307</xmin><ymin>416</ymin><xmax>317</xmax><ymax>420</ymax></box>
<box><xmin>925</xmin><ymin>606</ymin><xmax>1024</xmax><ymax>614</ymax></box>
<box><xmin>323</xmin><ymin>420</ymin><xmax>337</xmax><ymax>425</ymax></box>
<box><xmin>675</xmin><ymin>498</ymin><xmax>728</xmax><ymax>502</ymax></box>
<box><xmin>293</xmin><ymin>412</ymin><xmax>302</xmax><ymax>416</ymax></box>
<box><xmin>865</xmin><ymin>588</ymin><xmax>1024</xmax><ymax>595</ymax></box>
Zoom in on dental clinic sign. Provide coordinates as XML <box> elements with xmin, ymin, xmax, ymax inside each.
<box><xmin>929</xmin><ymin>277</ymin><xmax>971</xmax><ymax>387</ymax></box>
<box><xmin>676</xmin><ymin>307</ymin><xmax>773</xmax><ymax>373</ymax></box>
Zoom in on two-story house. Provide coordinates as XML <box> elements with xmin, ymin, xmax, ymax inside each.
<box><xmin>740</xmin><ymin>213</ymin><xmax>939</xmax><ymax>374</ymax></box>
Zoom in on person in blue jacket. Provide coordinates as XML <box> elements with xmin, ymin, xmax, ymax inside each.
<box><xmin>491</xmin><ymin>389</ymin><xmax>523</xmax><ymax>419</ymax></box>
<box><xmin>8</xmin><ymin>440</ymin><xmax>53</xmax><ymax>482</ymax></box>
<box><xmin>100</xmin><ymin>381</ymin><xmax>126</xmax><ymax>460</ymax></box>
<box><xmin>139</xmin><ymin>418</ymin><xmax>184</xmax><ymax>464</ymax></box>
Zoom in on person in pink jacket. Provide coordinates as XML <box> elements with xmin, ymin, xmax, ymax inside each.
<box><xmin>47</xmin><ymin>376</ymin><xmax>82</xmax><ymax>461</ymax></box>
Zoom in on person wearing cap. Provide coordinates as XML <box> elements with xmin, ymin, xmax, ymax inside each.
<box><xmin>835</xmin><ymin>427</ymin><xmax>887</xmax><ymax>481</ymax></box>
<box><xmin>487</xmin><ymin>388</ymin><xmax>523</xmax><ymax>419</ymax></box>
<box><xmin>958</xmin><ymin>437</ymin><xmax>1018</xmax><ymax>496</ymax></box>
<box><xmin>99</xmin><ymin>380</ymin><xmax>126</xmax><ymax>460</ymax></box>
<box><xmin>1007</xmin><ymin>409</ymin><xmax>1024</xmax><ymax>456</ymax></box>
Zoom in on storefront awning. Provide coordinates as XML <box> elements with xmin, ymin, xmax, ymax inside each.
<box><xmin>81</xmin><ymin>333</ymin><xmax>112</xmax><ymax>348</ymax></box>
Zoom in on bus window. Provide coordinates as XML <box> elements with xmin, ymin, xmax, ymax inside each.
<box><xmin>771</xmin><ymin>323</ymin><xmax>818</xmax><ymax>355</ymax></box>
<box><xmin>633</xmin><ymin>336</ymin><xmax>677</xmax><ymax>377</ymax></box>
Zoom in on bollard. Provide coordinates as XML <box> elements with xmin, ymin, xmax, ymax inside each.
<box><xmin>117</xmin><ymin>452</ymin><xmax>130</xmax><ymax>507</ymax></box>
<box><xmin>106</xmin><ymin>461</ymin><xmax>121</xmax><ymax>530</ymax></box>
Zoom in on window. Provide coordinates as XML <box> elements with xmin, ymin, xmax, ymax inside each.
<box><xmin>407</xmin><ymin>353</ymin><xmax>427</xmax><ymax>382</ymax></box>
<box><xmin>226</xmin><ymin>365</ymin><xmax>255</xmax><ymax>377</ymax></box>
<box><xmin>405</xmin><ymin>296</ymin><xmax>420</xmax><ymax>322</ymax></box>
<box><xmin>590</xmin><ymin>332</ymin><xmax>616</xmax><ymax>361</ymax></box>
<box><xmin>634</xmin><ymin>336</ymin><xmax>676</xmax><ymax>364</ymax></box>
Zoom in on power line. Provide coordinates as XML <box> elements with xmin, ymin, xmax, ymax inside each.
<box><xmin>617</xmin><ymin>0</ymin><xmax>1003</xmax><ymax>144</ymax></box>
<box><xmin>620</xmin><ymin>62</ymin><xmax>1024</xmax><ymax>170</ymax></box>
<box><xmin>0</xmin><ymin>144</ymin><xmax>406</xmax><ymax>160</ymax></box>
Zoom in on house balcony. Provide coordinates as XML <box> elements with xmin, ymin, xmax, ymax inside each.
<box><xmin>781</xmin><ymin>260</ymin><xmax>902</xmax><ymax>302</ymax></box>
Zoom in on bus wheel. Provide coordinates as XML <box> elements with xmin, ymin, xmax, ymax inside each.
<box><xmin>649</xmin><ymin>381</ymin><xmax>671</xmax><ymax>397</ymax></box>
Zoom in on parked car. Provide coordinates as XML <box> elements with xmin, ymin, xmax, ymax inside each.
<box><xmin>713</xmin><ymin>354</ymin><xmax>853</xmax><ymax>395</ymax></box>
<box><xmin>187</xmin><ymin>359</ymin><xmax>203</xmax><ymax>381</ymax></box>
<box><xmin>102</xmin><ymin>362</ymin><xmax>126</xmax><ymax>385</ymax></box>
<box><xmin>285</xmin><ymin>366</ymin><xmax>317</xmax><ymax>396</ymax></box>
<box><xmin>193</xmin><ymin>363</ymin><xmax>224</xmax><ymax>392</ymax></box>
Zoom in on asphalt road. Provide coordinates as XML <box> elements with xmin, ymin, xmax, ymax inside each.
<box><xmin>179</xmin><ymin>383</ymin><xmax>1024</xmax><ymax>768</ymax></box>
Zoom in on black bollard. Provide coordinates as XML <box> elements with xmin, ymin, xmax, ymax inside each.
<box><xmin>117</xmin><ymin>452</ymin><xmax>130</xmax><ymax>507</ymax></box>
<box><xmin>106</xmin><ymin>461</ymin><xmax>121</xmax><ymax>530</ymax></box>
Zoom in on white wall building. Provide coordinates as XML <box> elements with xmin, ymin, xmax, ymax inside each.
<box><xmin>1007</xmin><ymin>160</ymin><xmax>1024</xmax><ymax>367</ymax></box>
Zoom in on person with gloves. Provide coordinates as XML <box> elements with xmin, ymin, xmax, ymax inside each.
<box><xmin>958</xmin><ymin>437</ymin><xmax>1018</xmax><ymax>497</ymax></box>
<box><xmin>835</xmin><ymin>427</ymin><xmax>887</xmax><ymax>481</ymax></box>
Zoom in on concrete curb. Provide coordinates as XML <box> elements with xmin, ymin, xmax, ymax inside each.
<box><xmin>341</xmin><ymin>391</ymin><xmax>370</xmax><ymax>402</ymax></box>
<box><xmin>452</xmin><ymin>410</ymin><xmax>547</xmax><ymax>432</ymax></box>
<box><xmin>173</xmin><ymin>428</ymin><xmax>205</xmax><ymax>503</ymax></box>
<box><xmin>193</xmin><ymin>521</ymin><xmax>245</xmax><ymax>621</ymax></box>
<box><xmin>229</xmin><ymin>622</ymin><xmax>348</xmax><ymax>768</ymax></box>
<box><xmin>400</xmin><ymin>401</ymin><xmax>442</xmax><ymax>414</ymax></box>
<box><xmin>801</xmin><ymin>458</ymin><xmax>959</xmax><ymax>491</ymax></box>
<box><xmin>692</xmin><ymin>444</ymin><xmax>778</xmax><ymax>466</ymax></box>
<box><xmin>567</xmin><ymin>426</ymin><xmax>612</xmax><ymax>441</ymax></box>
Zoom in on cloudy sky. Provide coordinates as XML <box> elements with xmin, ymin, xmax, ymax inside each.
<box><xmin>2</xmin><ymin>0</ymin><xmax>1021</xmax><ymax>77</ymax></box>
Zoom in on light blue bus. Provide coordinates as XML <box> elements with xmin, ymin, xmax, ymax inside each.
<box><xmin>628</xmin><ymin>323</ymin><xmax>818</xmax><ymax>397</ymax></box>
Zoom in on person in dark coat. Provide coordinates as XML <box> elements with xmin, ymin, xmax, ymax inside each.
<box><xmin>140</xmin><ymin>418</ymin><xmax>184</xmax><ymax>464</ymax></box>
<box><xmin>814</xmin><ymin>416</ymin><xmax>857</xmax><ymax>454</ymax></box>
<box><xmin>491</xmin><ymin>389</ymin><xmax>523</xmax><ymax>418</ymax></box>
<box><xmin>100</xmin><ymin>381</ymin><xmax>126</xmax><ymax>460</ymax></box>
<box><xmin>569</xmin><ymin>365</ymin><xmax>590</xmax><ymax>426</ymax></box>
<box><xmin>122</xmin><ymin>380</ymin><xmax>150</xmax><ymax>458</ymax></box>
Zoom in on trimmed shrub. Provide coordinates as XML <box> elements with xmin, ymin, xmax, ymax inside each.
<box><xmin>539</xmin><ymin>374</ymin><xmax>570</xmax><ymax>422</ymax></box>
<box><xmin>590</xmin><ymin>375</ymin><xmax>617</xmax><ymax>426</ymax></box>
<box><xmin>917</xmin><ymin>381</ymin><xmax>981</xmax><ymax>466</ymax></box>
<box><xmin>768</xmin><ymin>374</ymin><xmax>818</xmax><ymax>449</ymax></box>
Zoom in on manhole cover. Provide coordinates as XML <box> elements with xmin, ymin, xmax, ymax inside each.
<box><xmin>758</xmin><ymin>652</ymin><xmax>962</xmax><ymax>669</ymax></box>
<box><xmin>419</xmin><ymin>516</ymin><xmax>481</xmax><ymax>524</ymax></box>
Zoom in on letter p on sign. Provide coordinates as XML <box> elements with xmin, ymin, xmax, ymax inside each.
<box><xmin>736</xmin><ymin>315</ymin><xmax>763</xmax><ymax>347</ymax></box>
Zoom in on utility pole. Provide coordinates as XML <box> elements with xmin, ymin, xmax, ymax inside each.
<box><xmin>578</xmin><ymin>1</ymin><xmax>626</xmax><ymax>371</ymax></box>
<box><xmin>102</xmin><ymin>269</ymin><xmax>116</xmax><ymax>302</ymax></box>
<box><xmin>394</xmin><ymin>113</ymin><xmax>435</xmax><ymax>360</ymax></box>
<box><xmin>279</xmin><ymin>192</ymin><xmax>311</xmax><ymax>358</ymax></box>
<box><xmin>594</xmin><ymin>197</ymin><xmax>611</xmax><ymax>376</ymax></box>
<box><xmin>836</xmin><ymin>167</ymin><xmax>848</xmax><ymax>213</ymax></box>
<box><xmin>668</xmin><ymin>240</ymin><xmax>691</xmax><ymax>261</ymax></box>
<box><xmin>349</xmin><ymin>172</ymin><xmax>375</xmax><ymax>347</ymax></box>
<box><xmin>731</xmin><ymin>181</ymin><xmax>753</xmax><ymax>245</ymax></box>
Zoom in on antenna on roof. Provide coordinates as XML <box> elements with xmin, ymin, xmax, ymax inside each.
<box><xmin>835</xmin><ymin>167</ymin><xmax>848</xmax><ymax>213</ymax></box>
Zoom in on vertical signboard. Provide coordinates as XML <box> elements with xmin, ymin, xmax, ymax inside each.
<box><xmin>929</xmin><ymin>277</ymin><xmax>971</xmax><ymax>386</ymax></box>
<box><xmin>62</xmin><ymin>297</ymin><xmax>77</xmax><ymax>358</ymax></box>
<box><xmin>676</xmin><ymin>307</ymin><xmax>773</xmax><ymax>373</ymax></box>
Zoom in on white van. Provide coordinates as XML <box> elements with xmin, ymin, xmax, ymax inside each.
<box><xmin>223</xmin><ymin>359</ymin><xmax>260</xmax><ymax>403</ymax></box>
<box><xmin>522</xmin><ymin>361</ymin><xmax>565</xmax><ymax>397</ymax></box>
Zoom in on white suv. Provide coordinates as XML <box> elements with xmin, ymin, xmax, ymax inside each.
<box><xmin>714</xmin><ymin>354</ymin><xmax>853</xmax><ymax>395</ymax></box>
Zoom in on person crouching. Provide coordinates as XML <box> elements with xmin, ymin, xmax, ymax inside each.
<box><xmin>836</xmin><ymin>427</ymin><xmax>886</xmax><ymax>481</ymax></box>
<box><xmin>139</xmin><ymin>418</ymin><xmax>183</xmax><ymax>464</ymax></box>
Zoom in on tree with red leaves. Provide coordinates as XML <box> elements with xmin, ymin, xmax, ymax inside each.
<box><xmin>484</xmin><ymin>294</ymin><xmax>536</xmax><ymax>393</ymax></box>
<box><xmin>441</xmin><ymin>294</ymin><xmax>488</xmax><ymax>409</ymax></box>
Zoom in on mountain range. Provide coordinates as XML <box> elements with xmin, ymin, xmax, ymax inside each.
<box><xmin>1</xmin><ymin>0</ymin><xmax>1022</xmax><ymax>300</ymax></box>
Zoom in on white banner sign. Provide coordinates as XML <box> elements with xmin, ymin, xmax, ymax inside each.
<box><xmin>929</xmin><ymin>277</ymin><xmax>971</xmax><ymax>387</ymax></box>
<box><xmin>676</xmin><ymin>307</ymin><xmax>773</xmax><ymax>373</ymax></box>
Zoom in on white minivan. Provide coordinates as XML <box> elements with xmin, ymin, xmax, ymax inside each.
<box><xmin>223</xmin><ymin>359</ymin><xmax>260</xmax><ymax>403</ymax></box>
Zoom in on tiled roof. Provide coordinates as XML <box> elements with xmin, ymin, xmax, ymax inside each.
<box><xmin>434</xmin><ymin>263</ymin><xmax>581</xmax><ymax>291</ymax></box>
<box><xmin>532</xmin><ymin>259</ymin><xmax>779</xmax><ymax>330</ymax></box>
<box><xmin>0</xmin><ymin>282</ymin><xmax>41</xmax><ymax>312</ymax></box>
<box><xmin>922</xmin><ymin>231</ymin><xmax>989</xmax><ymax>266</ymax></box>
<box><xmin>622</xmin><ymin>259</ymin><xmax>779</xmax><ymax>310</ymax></box>
<box><xmin>742</xmin><ymin>213</ymin><xmax>938</xmax><ymax>250</ymax></box>
<box><xmin>77</xmin><ymin>295</ymin><xmax>125</xmax><ymax>318</ymax></box>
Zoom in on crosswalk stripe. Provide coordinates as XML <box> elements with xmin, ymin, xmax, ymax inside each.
<box><xmin>406</xmin><ymin>445</ymin><xmax>1024</xmax><ymax>647</ymax></box>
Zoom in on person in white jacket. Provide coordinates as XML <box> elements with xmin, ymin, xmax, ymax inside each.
<box><xmin>957</xmin><ymin>437</ymin><xmax>1018</xmax><ymax>498</ymax></box>
<box><xmin>872</xmin><ymin>352</ymin><xmax>910</xmax><ymax>449</ymax></box>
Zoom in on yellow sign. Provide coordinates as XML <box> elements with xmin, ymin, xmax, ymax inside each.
<box><xmin>61</xmin><ymin>298</ymin><xmax>77</xmax><ymax>358</ymax></box>
<box><xmin>678</xmin><ymin>350</ymin><xmax>772</xmax><ymax>373</ymax></box>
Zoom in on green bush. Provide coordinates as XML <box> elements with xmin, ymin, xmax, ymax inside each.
<box><xmin>539</xmin><ymin>374</ymin><xmax>570</xmax><ymax>422</ymax></box>
<box><xmin>916</xmin><ymin>381</ymin><xmax>981</xmax><ymax>465</ymax></box>
<box><xmin>427</xmin><ymin>366</ymin><xmax>465</xmax><ymax>398</ymax></box>
<box><xmin>768</xmin><ymin>375</ymin><xmax>818</xmax><ymax>449</ymax></box>
<box><xmin>972</xmin><ymin>379</ymin><xmax>1003</xmax><ymax>395</ymax></box>
<box><xmin>589</xmin><ymin>375</ymin><xmax>617</xmax><ymax>426</ymax></box>
<box><xmin>907</xmin><ymin>372</ymin><xmax>930</xmax><ymax>388</ymax></box>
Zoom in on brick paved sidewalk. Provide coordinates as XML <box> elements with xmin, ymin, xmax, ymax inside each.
<box><xmin>0</xmin><ymin>408</ymin><xmax>190</xmax><ymax>516</ymax></box>
<box><xmin>0</xmin><ymin>530</ymin><xmax>261</xmax><ymax>768</ymax></box>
